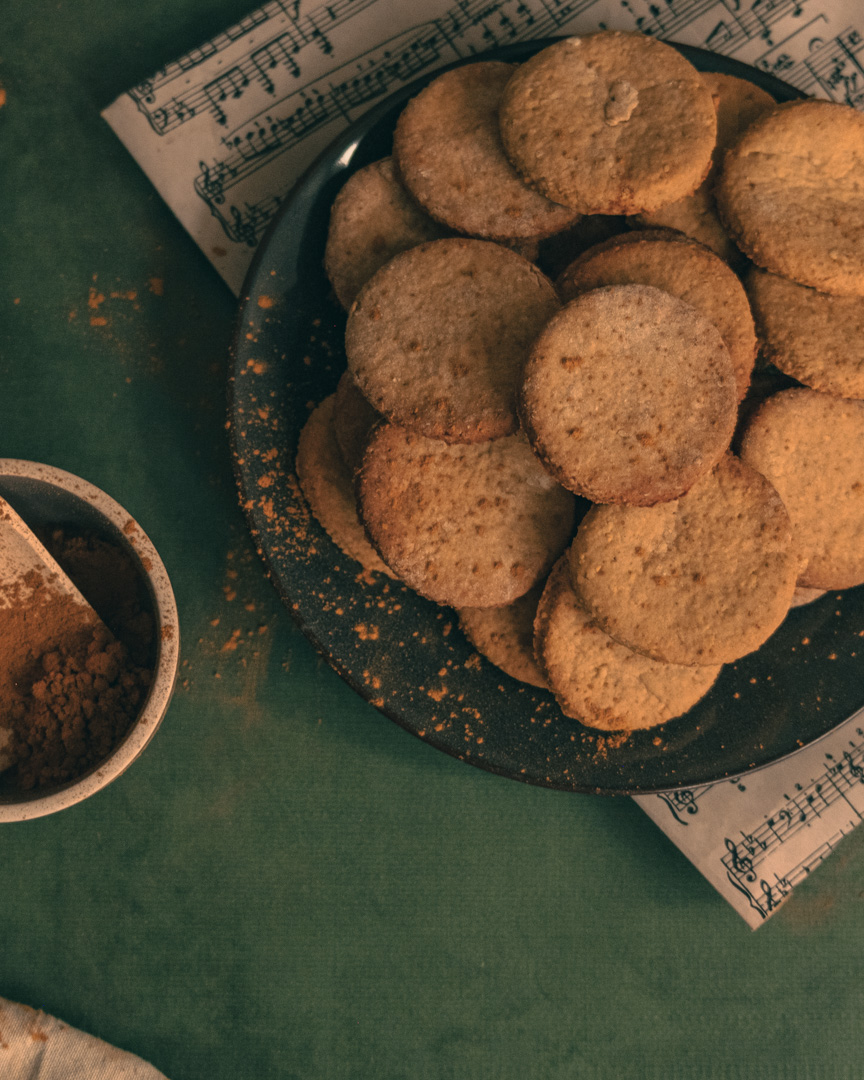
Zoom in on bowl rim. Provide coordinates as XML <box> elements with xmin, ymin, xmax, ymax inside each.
<box><xmin>0</xmin><ymin>459</ymin><xmax>180</xmax><ymax>822</ymax></box>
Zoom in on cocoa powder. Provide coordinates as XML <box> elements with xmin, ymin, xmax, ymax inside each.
<box><xmin>1</xmin><ymin>528</ymin><xmax>155</xmax><ymax>791</ymax></box>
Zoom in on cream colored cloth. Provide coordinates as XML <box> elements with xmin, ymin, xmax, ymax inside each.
<box><xmin>0</xmin><ymin>998</ymin><xmax>167</xmax><ymax>1079</ymax></box>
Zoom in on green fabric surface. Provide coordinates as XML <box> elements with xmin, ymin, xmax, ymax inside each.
<box><xmin>2</xmin><ymin>4</ymin><xmax>864</xmax><ymax>1079</ymax></box>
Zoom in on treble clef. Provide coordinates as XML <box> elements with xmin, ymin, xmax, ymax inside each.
<box><xmin>761</xmin><ymin>880</ymin><xmax>778</xmax><ymax>912</ymax></box>
<box><xmin>844</xmin><ymin>751</ymin><xmax>864</xmax><ymax>783</ymax></box>
<box><xmin>725</xmin><ymin>837</ymin><xmax>755</xmax><ymax>881</ymax></box>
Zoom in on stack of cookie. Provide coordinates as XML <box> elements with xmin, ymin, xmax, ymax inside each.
<box><xmin>297</xmin><ymin>31</ymin><xmax>864</xmax><ymax>736</ymax></box>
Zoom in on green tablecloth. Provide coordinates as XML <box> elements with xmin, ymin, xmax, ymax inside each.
<box><xmin>2</xmin><ymin>4</ymin><xmax>864</xmax><ymax>1078</ymax></box>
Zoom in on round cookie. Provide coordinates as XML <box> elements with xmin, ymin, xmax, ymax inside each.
<box><xmin>570</xmin><ymin>454</ymin><xmax>799</xmax><ymax>666</ymax></box>
<box><xmin>704</xmin><ymin>71</ymin><xmax>777</xmax><ymax>154</ymax></box>
<box><xmin>739</xmin><ymin>389</ymin><xmax>864</xmax><ymax>589</ymax></box>
<box><xmin>716</xmin><ymin>100</ymin><xmax>864</xmax><ymax>296</ymax></box>
<box><xmin>295</xmin><ymin>396</ymin><xmax>394</xmax><ymax>578</ymax></box>
<box><xmin>534</xmin><ymin>557</ymin><xmax>721</xmax><ymax>730</ymax></box>
<box><xmin>393</xmin><ymin>62</ymin><xmax>579</xmax><ymax>242</ymax></box>
<box><xmin>746</xmin><ymin>268</ymin><xmax>864</xmax><ymax>399</ymax></box>
<box><xmin>458</xmin><ymin>582</ymin><xmax>549</xmax><ymax>688</ymax></box>
<box><xmin>333</xmin><ymin>371</ymin><xmax>381</xmax><ymax>474</ymax></box>
<box><xmin>635</xmin><ymin>185</ymin><xmax>738</xmax><ymax>265</ymax></box>
<box><xmin>346</xmin><ymin>238</ymin><xmax>560</xmax><ymax>443</ymax></box>
<box><xmin>519</xmin><ymin>284</ymin><xmax>737</xmax><ymax>505</ymax></box>
<box><xmin>324</xmin><ymin>157</ymin><xmax>448</xmax><ymax>309</ymax></box>
<box><xmin>557</xmin><ymin>232</ymin><xmax>757</xmax><ymax>399</ymax></box>
<box><xmin>498</xmin><ymin>33</ymin><xmax>716</xmax><ymax>215</ymax></box>
<box><xmin>358</xmin><ymin>424</ymin><xmax>576</xmax><ymax>608</ymax></box>
<box><xmin>637</xmin><ymin>72</ymin><xmax>775</xmax><ymax>264</ymax></box>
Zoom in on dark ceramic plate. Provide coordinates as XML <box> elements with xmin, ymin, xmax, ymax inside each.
<box><xmin>230</xmin><ymin>39</ymin><xmax>864</xmax><ymax>794</ymax></box>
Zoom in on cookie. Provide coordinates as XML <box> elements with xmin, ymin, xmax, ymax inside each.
<box><xmin>324</xmin><ymin>157</ymin><xmax>448</xmax><ymax>309</ymax></box>
<box><xmin>534</xmin><ymin>557</ymin><xmax>721</xmax><ymax>730</ymax></box>
<box><xmin>636</xmin><ymin>72</ymin><xmax>775</xmax><ymax>263</ymax></box>
<box><xmin>295</xmin><ymin>396</ymin><xmax>394</xmax><ymax>578</ymax></box>
<box><xmin>458</xmin><ymin>582</ymin><xmax>549</xmax><ymax>688</ymax></box>
<box><xmin>519</xmin><ymin>284</ymin><xmax>737</xmax><ymax>505</ymax></box>
<box><xmin>731</xmin><ymin>363</ymin><xmax>797</xmax><ymax>454</ymax></box>
<box><xmin>716</xmin><ymin>100</ymin><xmax>864</xmax><ymax>296</ymax></box>
<box><xmin>333</xmin><ymin>371</ymin><xmax>381</xmax><ymax>474</ymax></box>
<box><xmin>739</xmin><ymin>388</ymin><xmax>864</xmax><ymax>589</ymax></box>
<box><xmin>746</xmin><ymin>268</ymin><xmax>864</xmax><ymax>399</ymax></box>
<box><xmin>498</xmin><ymin>33</ymin><xmax>716</xmax><ymax>215</ymax></box>
<box><xmin>634</xmin><ymin>185</ymin><xmax>738</xmax><ymax>265</ymax></box>
<box><xmin>393</xmin><ymin>62</ymin><xmax>579</xmax><ymax>242</ymax></box>
<box><xmin>557</xmin><ymin>232</ymin><xmax>757</xmax><ymax>399</ymax></box>
<box><xmin>570</xmin><ymin>454</ymin><xmax>799</xmax><ymax>665</ymax></box>
<box><xmin>704</xmin><ymin>71</ymin><xmax>777</xmax><ymax>154</ymax></box>
<box><xmin>790</xmin><ymin>586</ymin><xmax>826</xmax><ymax>608</ymax></box>
<box><xmin>358</xmin><ymin>424</ymin><xmax>576</xmax><ymax>607</ymax></box>
<box><xmin>346</xmin><ymin>238</ymin><xmax>559</xmax><ymax>443</ymax></box>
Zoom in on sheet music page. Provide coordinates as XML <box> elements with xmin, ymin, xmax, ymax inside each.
<box><xmin>103</xmin><ymin>0</ymin><xmax>864</xmax><ymax>925</ymax></box>
<box><xmin>636</xmin><ymin>707</ymin><xmax>864</xmax><ymax>928</ymax></box>
<box><xmin>103</xmin><ymin>0</ymin><xmax>864</xmax><ymax>294</ymax></box>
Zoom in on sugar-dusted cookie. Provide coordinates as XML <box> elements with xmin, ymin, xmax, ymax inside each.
<box><xmin>717</xmin><ymin>100</ymin><xmax>864</xmax><ymax>296</ymax></box>
<box><xmin>498</xmin><ymin>33</ymin><xmax>716</xmax><ymax>215</ymax></box>
<box><xmin>637</xmin><ymin>72</ymin><xmax>775</xmax><ymax>263</ymax></box>
<box><xmin>295</xmin><ymin>396</ymin><xmax>394</xmax><ymax>577</ymax></box>
<box><xmin>393</xmin><ymin>62</ymin><xmax>578</xmax><ymax>242</ymax></box>
<box><xmin>534</xmin><ymin>557</ymin><xmax>720</xmax><ymax>730</ymax></box>
<box><xmin>358</xmin><ymin>424</ymin><xmax>576</xmax><ymax>607</ymax></box>
<box><xmin>519</xmin><ymin>284</ymin><xmax>737</xmax><ymax>505</ymax></box>
<box><xmin>739</xmin><ymin>389</ymin><xmax>864</xmax><ymax>589</ymax></box>
<box><xmin>557</xmin><ymin>232</ymin><xmax>757</xmax><ymax>399</ymax></box>
<box><xmin>324</xmin><ymin>157</ymin><xmax>448</xmax><ymax>309</ymax></box>
<box><xmin>458</xmin><ymin>582</ymin><xmax>549</xmax><ymax>688</ymax></box>
<box><xmin>332</xmin><ymin>371</ymin><xmax>381</xmax><ymax>474</ymax></box>
<box><xmin>346</xmin><ymin>238</ymin><xmax>559</xmax><ymax>443</ymax></box>
<box><xmin>570</xmin><ymin>454</ymin><xmax>799</xmax><ymax>665</ymax></box>
<box><xmin>746</xmin><ymin>268</ymin><xmax>864</xmax><ymax>399</ymax></box>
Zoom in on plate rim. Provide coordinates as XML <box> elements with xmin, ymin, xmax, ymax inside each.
<box><xmin>228</xmin><ymin>37</ymin><xmax>827</xmax><ymax>795</ymax></box>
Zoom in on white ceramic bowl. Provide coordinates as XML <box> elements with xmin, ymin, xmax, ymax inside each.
<box><xmin>0</xmin><ymin>460</ymin><xmax>179</xmax><ymax>821</ymax></box>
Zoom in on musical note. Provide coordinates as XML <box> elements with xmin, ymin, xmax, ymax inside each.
<box><xmin>309</xmin><ymin>17</ymin><xmax>336</xmax><ymax>55</ymax></box>
<box><xmin>741</xmin><ymin>831</ymin><xmax>768</xmax><ymax>855</ymax></box>
<box><xmin>106</xmin><ymin>0</ymin><xmax>864</xmax><ymax>313</ymax></box>
<box><xmin>252</xmin><ymin>33</ymin><xmax>305</xmax><ymax>91</ymax></box>
<box><xmin>171</xmin><ymin>96</ymin><xmax>197</xmax><ymax>123</ymax></box>
<box><xmin>126</xmin><ymin>0</ymin><xmax>380</xmax><ymax>134</ymax></box>
<box><xmin>203</xmin><ymin>69</ymin><xmax>254</xmax><ymax>126</ymax></box>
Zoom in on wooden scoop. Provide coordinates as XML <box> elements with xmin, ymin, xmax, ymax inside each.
<box><xmin>0</xmin><ymin>496</ymin><xmax>105</xmax><ymax>773</ymax></box>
